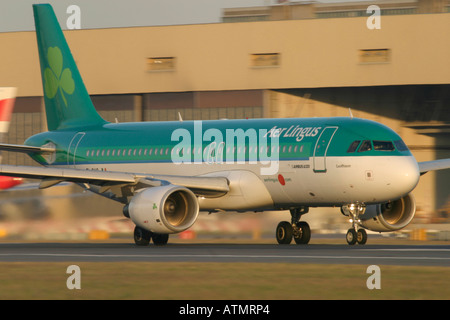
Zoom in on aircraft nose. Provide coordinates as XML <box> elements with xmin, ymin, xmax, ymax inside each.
<box><xmin>393</xmin><ymin>156</ymin><xmax>420</xmax><ymax>195</ymax></box>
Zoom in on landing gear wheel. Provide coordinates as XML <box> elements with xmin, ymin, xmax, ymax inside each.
<box><xmin>294</xmin><ymin>221</ymin><xmax>311</xmax><ymax>245</ymax></box>
<box><xmin>152</xmin><ymin>233</ymin><xmax>169</xmax><ymax>246</ymax></box>
<box><xmin>357</xmin><ymin>229</ymin><xmax>367</xmax><ymax>245</ymax></box>
<box><xmin>276</xmin><ymin>221</ymin><xmax>293</xmax><ymax>244</ymax></box>
<box><xmin>346</xmin><ymin>229</ymin><xmax>357</xmax><ymax>245</ymax></box>
<box><xmin>134</xmin><ymin>226</ymin><xmax>152</xmax><ymax>246</ymax></box>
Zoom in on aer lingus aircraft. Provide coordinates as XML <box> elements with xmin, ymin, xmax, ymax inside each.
<box><xmin>1</xmin><ymin>4</ymin><xmax>449</xmax><ymax>245</ymax></box>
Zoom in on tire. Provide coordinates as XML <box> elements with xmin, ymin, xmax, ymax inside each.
<box><xmin>294</xmin><ymin>221</ymin><xmax>311</xmax><ymax>245</ymax></box>
<box><xmin>152</xmin><ymin>233</ymin><xmax>169</xmax><ymax>246</ymax></box>
<box><xmin>134</xmin><ymin>226</ymin><xmax>152</xmax><ymax>246</ymax></box>
<box><xmin>346</xmin><ymin>229</ymin><xmax>357</xmax><ymax>245</ymax></box>
<box><xmin>357</xmin><ymin>229</ymin><xmax>367</xmax><ymax>245</ymax></box>
<box><xmin>276</xmin><ymin>221</ymin><xmax>293</xmax><ymax>244</ymax></box>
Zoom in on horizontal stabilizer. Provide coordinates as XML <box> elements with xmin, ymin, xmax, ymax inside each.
<box><xmin>0</xmin><ymin>143</ymin><xmax>55</xmax><ymax>154</ymax></box>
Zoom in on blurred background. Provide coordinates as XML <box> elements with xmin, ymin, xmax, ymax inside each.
<box><xmin>0</xmin><ymin>0</ymin><xmax>448</xmax><ymax>241</ymax></box>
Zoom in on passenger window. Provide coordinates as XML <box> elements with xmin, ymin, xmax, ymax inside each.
<box><xmin>347</xmin><ymin>140</ymin><xmax>361</xmax><ymax>153</ymax></box>
<box><xmin>373</xmin><ymin>141</ymin><xmax>395</xmax><ymax>151</ymax></box>
<box><xmin>358</xmin><ymin>140</ymin><xmax>372</xmax><ymax>152</ymax></box>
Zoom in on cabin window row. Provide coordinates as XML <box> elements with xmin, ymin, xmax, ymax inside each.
<box><xmin>84</xmin><ymin>144</ymin><xmax>307</xmax><ymax>158</ymax></box>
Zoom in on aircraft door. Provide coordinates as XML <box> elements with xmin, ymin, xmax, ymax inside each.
<box><xmin>313</xmin><ymin>127</ymin><xmax>338</xmax><ymax>172</ymax></box>
<box><xmin>67</xmin><ymin>132</ymin><xmax>85</xmax><ymax>167</ymax></box>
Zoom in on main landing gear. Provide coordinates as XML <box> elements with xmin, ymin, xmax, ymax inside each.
<box><xmin>276</xmin><ymin>207</ymin><xmax>311</xmax><ymax>245</ymax></box>
<box><xmin>134</xmin><ymin>226</ymin><xmax>169</xmax><ymax>246</ymax></box>
<box><xmin>341</xmin><ymin>203</ymin><xmax>368</xmax><ymax>245</ymax></box>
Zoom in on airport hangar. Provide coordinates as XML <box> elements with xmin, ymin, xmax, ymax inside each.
<box><xmin>0</xmin><ymin>5</ymin><xmax>448</xmax><ymax>224</ymax></box>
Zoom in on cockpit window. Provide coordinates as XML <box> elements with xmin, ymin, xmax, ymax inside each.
<box><xmin>373</xmin><ymin>140</ymin><xmax>395</xmax><ymax>151</ymax></box>
<box><xmin>347</xmin><ymin>140</ymin><xmax>361</xmax><ymax>153</ymax></box>
<box><xmin>358</xmin><ymin>140</ymin><xmax>372</xmax><ymax>152</ymax></box>
<box><xmin>394</xmin><ymin>140</ymin><xmax>409</xmax><ymax>152</ymax></box>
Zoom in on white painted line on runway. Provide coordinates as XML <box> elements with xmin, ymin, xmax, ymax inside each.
<box><xmin>0</xmin><ymin>253</ymin><xmax>449</xmax><ymax>261</ymax></box>
<box><xmin>363</xmin><ymin>248</ymin><xmax>450</xmax><ymax>252</ymax></box>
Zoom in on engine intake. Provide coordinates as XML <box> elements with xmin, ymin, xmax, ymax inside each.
<box><xmin>360</xmin><ymin>193</ymin><xmax>416</xmax><ymax>232</ymax></box>
<box><xmin>125</xmin><ymin>185</ymin><xmax>199</xmax><ymax>234</ymax></box>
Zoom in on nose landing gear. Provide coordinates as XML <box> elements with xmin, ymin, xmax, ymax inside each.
<box><xmin>345</xmin><ymin>228</ymin><xmax>367</xmax><ymax>245</ymax></box>
<box><xmin>341</xmin><ymin>203</ymin><xmax>368</xmax><ymax>245</ymax></box>
<box><xmin>276</xmin><ymin>207</ymin><xmax>311</xmax><ymax>245</ymax></box>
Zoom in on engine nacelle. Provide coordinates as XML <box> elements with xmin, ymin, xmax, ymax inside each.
<box><xmin>360</xmin><ymin>193</ymin><xmax>416</xmax><ymax>232</ymax></box>
<box><xmin>125</xmin><ymin>185</ymin><xmax>199</xmax><ymax>234</ymax></box>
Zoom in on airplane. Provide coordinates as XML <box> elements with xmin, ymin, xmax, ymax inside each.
<box><xmin>0</xmin><ymin>87</ymin><xmax>23</xmax><ymax>190</ymax></box>
<box><xmin>0</xmin><ymin>3</ymin><xmax>449</xmax><ymax>246</ymax></box>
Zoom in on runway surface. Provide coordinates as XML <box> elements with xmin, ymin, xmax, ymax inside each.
<box><xmin>0</xmin><ymin>242</ymin><xmax>449</xmax><ymax>266</ymax></box>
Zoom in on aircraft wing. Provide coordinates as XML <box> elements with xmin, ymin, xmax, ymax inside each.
<box><xmin>0</xmin><ymin>164</ymin><xmax>229</xmax><ymax>198</ymax></box>
<box><xmin>418</xmin><ymin>159</ymin><xmax>450</xmax><ymax>175</ymax></box>
<box><xmin>0</xmin><ymin>164</ymin><xmax>135</xmax><ymax>184</ymax></box>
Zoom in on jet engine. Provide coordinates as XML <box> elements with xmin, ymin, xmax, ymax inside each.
<box><xmin>360</xmin><ymin>193</ymin><xmax>416</xmax><ymax>232</ymax></box>
<box><xmin>124</xmin><ymin>185</ymin><xmax>199</xmax><ymax>234</ymax></box>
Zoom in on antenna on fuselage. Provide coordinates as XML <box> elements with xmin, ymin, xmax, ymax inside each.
<box><xmin>348</xmin><ymin>108</ymin><xmax>354</xmax><ymax>119</ymax></box>
<box><xmin>178</xmin><ymin>112</ymin><xmax>183</xmax><ymax>122</ymax></box>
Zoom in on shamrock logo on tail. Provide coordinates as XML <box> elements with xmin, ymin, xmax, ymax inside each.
<box><xmin>44</xmin><ymin>47</ymin><xmax>75</xmax><ymax>107</ymax></box>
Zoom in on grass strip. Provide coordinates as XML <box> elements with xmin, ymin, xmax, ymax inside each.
<box><xmin>0</xmin><ymin>262</ymin><xmax>448</xmax><ymax>299</ymax></box>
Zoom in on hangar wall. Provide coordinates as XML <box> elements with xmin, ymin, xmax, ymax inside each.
<box><xmin>0</xmin><ymin>14</ymin><xmax>449</xmax><ymax>96</ymax></box>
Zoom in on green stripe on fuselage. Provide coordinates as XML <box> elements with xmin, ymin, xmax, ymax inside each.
<box><xmin>25</xmin><ymin>117</ymin><xmax>411</xmax><ymax>166</ymax></box>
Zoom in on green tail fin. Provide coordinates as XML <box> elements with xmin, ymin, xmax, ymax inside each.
<box><xmin>33</xmin><ymin>4</ymin><xmax>107</xmax><ymax>131</ymax></box>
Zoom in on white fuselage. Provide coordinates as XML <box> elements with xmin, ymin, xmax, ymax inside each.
<box><xmin>67</xmin><ymin>154</ymin><xmax>420</xmax><ymax>211</ymax></box>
